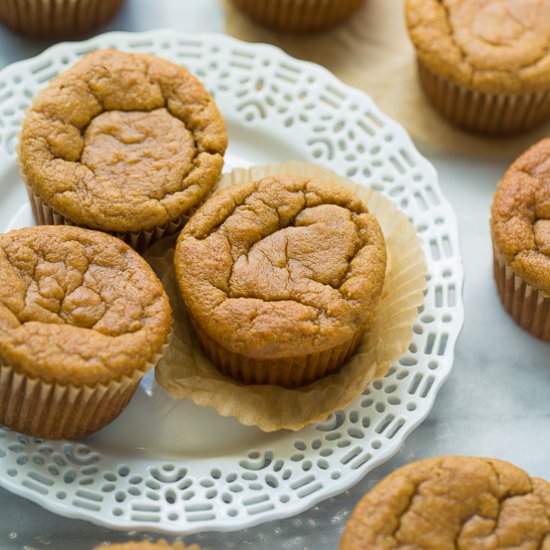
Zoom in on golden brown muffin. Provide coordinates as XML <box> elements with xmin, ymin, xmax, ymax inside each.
<box><xmin>340</xmin><ymin>456</ymin><xmax>550</xmax><ymax>549</ymax></box>
<box><xmin>0</xmin><ymin>225</ymin><xmax>172</xmax><ymax>439</ymax></box>
<box><xmin>0</xmin><ymin>0</ymin><xmax>125</xmax><ymax>39</ymax></box>
<box><xmin>406</xmin><ymin>0</ymin><xmax>550</xmax><ymax>134</ymax></box>
<box><xmin>229</xmin><ymin>0</ymin><xmax>364</xmax><ymax>32</ymax></box>
<box><xmin>491</xmin><ymin>138</ymin><xmax>550</xmax><ymax>341</ymax></box>
<box><xmin>19</xmin><ymin>49</ymin><xmax>227</xmax><ymax>250</ymax></box>
<box><xmin>174</xmin><ymin>174</ymin><xmax>386</xmax><ymax>388</ymax></box>
<box><xmin>94</xmin><ymin>542</ymin><xmax>199</xmax><ymax>550</ymax></box>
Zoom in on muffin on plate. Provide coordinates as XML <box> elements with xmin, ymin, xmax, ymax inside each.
<box><xmin>0</xmin><ymin>225</ymin><xmax>172</xmax><ymax>439</ymax></box>
<box><xmin>174</xmin><ymin>173</ymin><xmax>386</xmax><ymax>388</ymax></box>
<box><xmin>229</xmin><ymin>0</ymin><xmax>365</xmax><ymax>32</ymax></box>
<box><xmin>406</xmin><ymin>0</ymin><xmax>550</xmax><ymax>134</ymax></box>
<box><xmin>19</xmin><ymin>49</ymin><xmax>227</xmax><ymax>250</ymax></box>
<box><xmin>0</xmin><ymin>0</ymin><xmax>125</xmax><ymax>40</ymax></box>
<box><xmin>340</xmin><ymin>456</ymin><xmax>550</xmax><ymax>549</ymax></box>
<box><xmin>491</xmin><ymin>139</ymin><xmax>550</xmax><ymax>341</ymax></box>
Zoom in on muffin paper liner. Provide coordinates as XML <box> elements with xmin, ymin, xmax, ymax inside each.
<box><xmin>24</xmin><ymin>181</ymin><xmax>187</xmax><ymax>252</ymax></box>
<box><xmin>149</xmin><ymin>162</ymin><xmax>427</xmax><ymax>432</ymax></box>
<box><xmin>0</xmin><ymin>328</ymin><xmax>172</xmax><ymax>440</ymax></box>
<box><xmin>192</xmin><ymin>314</ymin><xmax>364</xmax><ymax>388</ymax></box>
<box><xmin>493</xmin><ymin>248</ymin><xmax>550</xmax><ymax>342</ymax></box>
<box><xmin>418</xmin><ymin>60</ymin><xmax>550</xmax><ymax>135</ymax></box>
<box><xmin>0</xmin><ymin>0</ymin><xmax>125</xmax><ymax>40</ymax></box>
<box><xmin>229</xmin><ymin>0</ymin><xmax>364</xmax><ymax>32</ymax></box>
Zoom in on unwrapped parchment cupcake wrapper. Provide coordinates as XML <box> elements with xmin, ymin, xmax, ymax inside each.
<box><xmin>229</xmin><ymin>0</ymin><xmax>364</xmax><ymax>32</ymax></box>
<box><xmin>24</xmin><ymin>181</ymin><xmax>187</xmax><ymax>252</ymax></box>
<box><xmin>418</xmin><ymin>60</ymin><xmax>550</xmax><ymax>135</ymax></box>
<box><xmin>150</xmin><ymin>161</ymin><xmax>427</xmax><ymax>432</ymax></box>
<box><xmin>0</xmin><ymin>327</ymin><xmax>173</xmax><ymax>440</ymax></box>
<box><xmin>0</xmin><ymin>0</ymin><xmax>125</xmax><ymax>40</ymax></box>
<box><xmin>493</xmin><ymin>248</ymin><xmax>550</xmax><ymax>342</ymax></box>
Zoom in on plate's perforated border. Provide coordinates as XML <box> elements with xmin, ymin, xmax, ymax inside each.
<box><xmin>0</xmin><ymin>30</ymin><xmax>464</xmax><ymax>534</ymax></box>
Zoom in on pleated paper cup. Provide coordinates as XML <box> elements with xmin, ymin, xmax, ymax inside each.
<box><xmin>24</xmin><ymin>180</ymin><xmax>187</xmax><ymax>252</ymax></box>
<box><xmin>150</xmin><ymin>162</ymin><xmax>427</xmax><ymax>432</ymax></box>
<box><xmin>417</xmin><ymin>60</ymin><xmax>550</xmax><ymax>135</ymax></box>
<box><xmin>229</xmin><ymin>0</ymin><xmax>364</xmax><ymax>32</ymax></box>
<box><xmin>0</xmin><ymin>328</ymin><xmax>172</xmax><ymax>440</ymax></box>
<box><xmin>493</xmin><ymin>247</ymin><xmax>550</xmax><ymax>342</ymax></box>
<box><xmin>0</xmin><ymin>0</ymin><xmax>125</xmax><ymax>40</ymax></box>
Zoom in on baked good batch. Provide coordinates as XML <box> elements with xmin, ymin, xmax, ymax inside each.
<box><xmin>340</xmin><ymin>456</ymin><xmax>550</xmax><ymax>549</ymax></box>
<box><xmin>0</xmin><ymin>225</ymin><xmax>171</xmax><ymax>439</ymax></box>
<box><xmin>406</xmin><ymin>0</ymin><xmax>550</xmax><ymax>134</ymax></box>
<box><xmin>0</xmin><ymin>0</ymin><xmax>125</xmax><ymax>39</ymax></box>
<box><xmin>229</xmin><ymin>0</ymin><xmax>365</xmax><ymax>32</ymax></box>
<box><xmin>491</xmin><ymin>139</ymin><xmax>550</xmax><ymax>341</ymax></box>
<box><xmin>18</xmin><ymin>49</ymin><xmax>227</xmax><ymax>250</ymax></box>
<box><xmin>173</xmin><ymin>172</ymin><xmax>386</xmax><ymax>388</ymax></box>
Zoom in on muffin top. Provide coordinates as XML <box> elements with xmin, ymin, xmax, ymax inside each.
<box><xmin>491</xmin><ymin>138</ymin><xmax>550</xmax><ymax>295</ymax></box>
<box><xmin>19</xmin><ymin>49</ymin><xmax>227</xmax><ymax>233</ymax></box>
<box><xmin>0</xmin><ymin>225</ymin><xmax>171</xmax><ymax>385</ymax></box>
<box><xmin>174</xmin><ymin>175</ymin><xmax>386</xmax><ymax>359</ymax></box>
<box><xmin>406</xmin><ymin>0</ymin><xmax>550</xmax><ymax>94</ymax></box>
<box><xmin>340</xmin><ymin>456</ymin><xmax>550</xmax><ymax>549</ymax></box>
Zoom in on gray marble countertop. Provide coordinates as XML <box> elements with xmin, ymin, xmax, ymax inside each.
<box><xmin>0</xmin><ymin>1</ymin><xmax>548</xmax><ymax>549</ymax></box>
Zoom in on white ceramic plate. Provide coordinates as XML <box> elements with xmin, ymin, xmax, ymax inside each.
<box><xmin>0</xmin><ymin>30</ymin><xmax>464</xmax><ymax>534</ymax></box>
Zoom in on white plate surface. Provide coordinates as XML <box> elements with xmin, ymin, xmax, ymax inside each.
<box><xmin>0</xmin><ymin>30</ymin><xmax>464</xmax><ymax>534</ymax></box>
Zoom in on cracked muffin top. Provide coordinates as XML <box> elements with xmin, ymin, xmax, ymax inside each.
<box><xmin>340</xmin><ymin>456</ymin><xmax>550</xmax><ymax>549</ymax></box>
<box><xmin>0</xmin><ymin>225</ymin><xmax>171</xmax><ymax>385</ymax></box>
<box><xmin>491</xmin><ymin>138</ymin><xmax>550</xmax><ymax>295</ymax></box>
<box><xmin>18</xmin><ymin>49</ymin><xmax>227</xmax><ymax>233</ymax></box>
<box><xmin>406</xmin><ymin>0</ymin><xmax>550</xmax><ymax>94</ymax></box>
<box><xmin>174</xmin><ymin>175</ymin><xmax>386</xmax><ymax>359</ymax></box>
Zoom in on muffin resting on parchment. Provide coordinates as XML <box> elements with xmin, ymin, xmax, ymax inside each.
<box><xmin>406</xmin><ymin>0</ymin><xmax>550</xmax><ymax>134</ymax></box>
<box><xmin>0</xmin><ymin>225</ymin><xmax>172</xmax><ymax>439</ymax></box>
<box><xmin>18</xmin><ymin>49</ymin><xmax>227</xmax><ymax>250</ymax></box>
<box><xmin>174</xmin><ymin>174</ymin><xmax>386</xmax><ymax>388</ymax></box>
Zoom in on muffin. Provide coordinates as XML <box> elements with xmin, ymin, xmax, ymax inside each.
<box><xmin>340</xmin><ymin>456</ymin><xmax>550</xmax><ymax>549</ymax></box>
<box><xmin>0</xmin><ymin>225</ymin><xmax>172</xmax><ymax>439</ymax></box>
<box><xmin>173</xmin><ymin>173</ymin><xmax>386</xmax><ymax>388</ymax></box>
<box><xmin>19</xmin><ymin>49</ymin><xmax>227</xmax><ymax>250</ymax></box>
<box><xmin>94</xmin><ymin>542</ymin><xmax>199</xmax><ymax>550</ymax></box>
<box><xmin>0</xmin><ymin>0</ymin><xmax>125</xmax><ymax>40</ymax></box>
<box><xmin>406</xmin><ymin>0</ymin><xmax>550</xmax><ymax>134</ymax></box>
<box><xmin>229</xmin><ymin>0</ymin><xmax>365</xmax><ymax>32</ymax></box>
<box><xmin>491</xmin><ymin>139</ymin><xmax>550</xmax><ymax>341</ymax></box>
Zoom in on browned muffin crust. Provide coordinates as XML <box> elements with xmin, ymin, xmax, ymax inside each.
<box><xmin>406</xmin><ymin>0</ymin><xmax>550</xmax><ymax>95</ymax></box>
<box><xmin>340</xmin><ymin>456</ymin><xmax>550</xmax><ymax>549</ymax></box>
<box><xmin>0</xmin><ymin>225</ymin><xmax>171</xmax><ymax>385</ymax></box>
<box><xmin>491</xmin><ymin>138</ymin><xmax>550</xmax><ymax>295</ymax></box>
<box><xmin>174</xmin><ymin>175</ymin><xmax>386</xmax><ymax>359</ymax></box>
<box><xmin>19</xmin><ymin>49</ymin><xmax>227</xmax><ymax>233</ymax></box>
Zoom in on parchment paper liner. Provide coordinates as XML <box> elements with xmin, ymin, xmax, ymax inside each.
<box><xmin>0</xmin><ymin>0</ymin><xmax>125</xmax><ymax>40</ymax></box>
<box><xmin>418</xmin><ymin>60</ymin><xmax>550</xmax><ymax>135</ymax></box>
<box><xmin>0</xmin><ymin>328</ymin><xmax>172</xmax><ymax>440</ymax></box>
<box><xmin>23</xmin><ymin>179</ymin><xmax>186</xmax><ymax>252</ymax></box>
<box><xmin>493</xmin><ymin>247</ymin><xmax>550</xmax><ymax>342</ymax></box>
<box><xmin>229</xmin><ymin>0</ymin><xmax>364</xmax><ymax>32</ymax></box>
<box><xmin>151</xmin><ymin>162</ymin><xmax>426</xmax><ymax>432</ymax></box>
